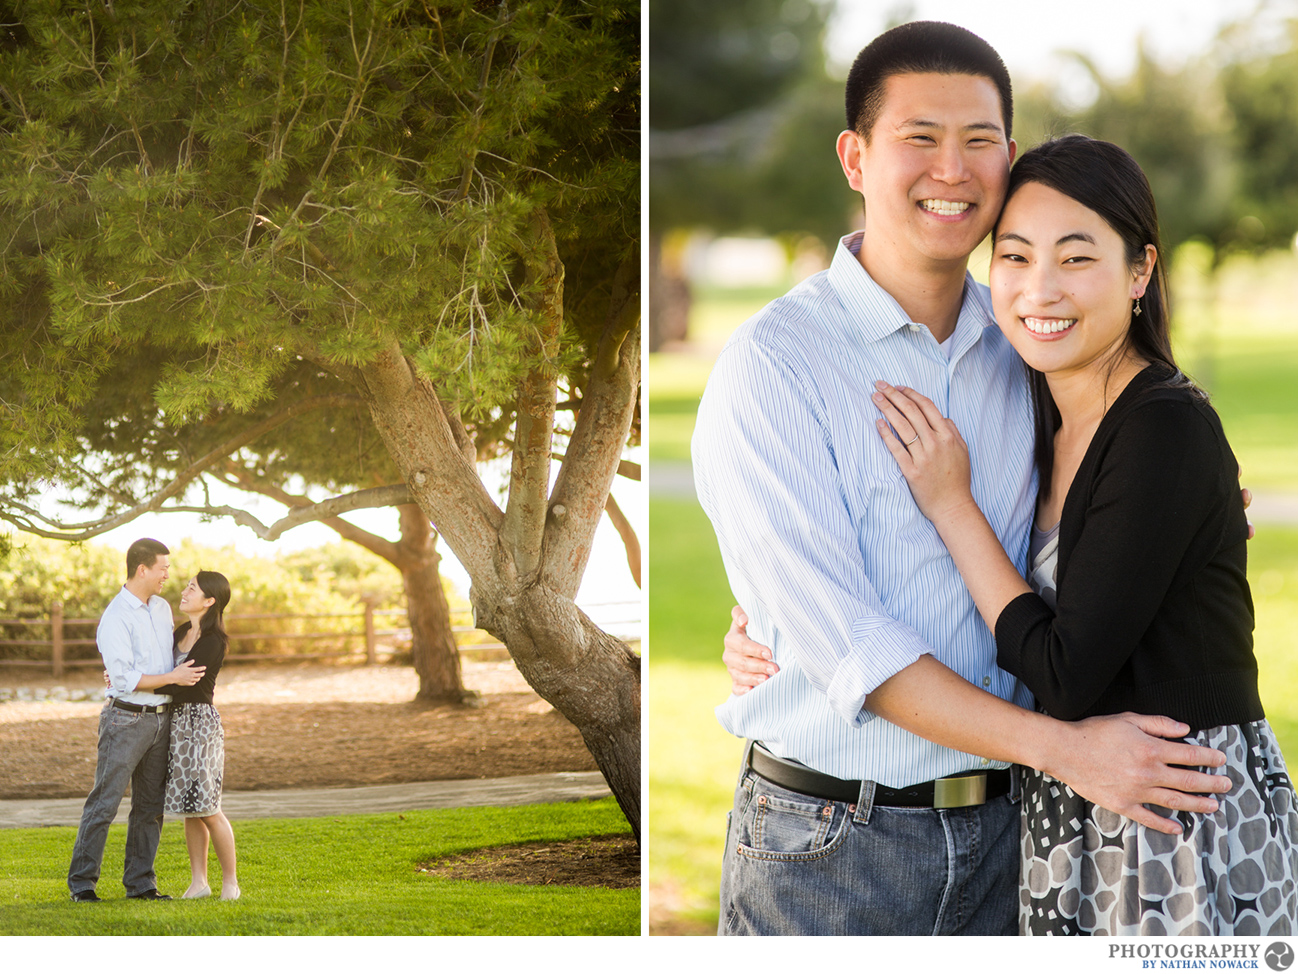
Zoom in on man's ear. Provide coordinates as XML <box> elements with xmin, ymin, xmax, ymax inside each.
<box><xmin>836</xmin><ymin>129</ymin><xmax>867</xmax><ymax>194</ymax></box>
<box><xmin>1008</xmin><ymin>138</ymin><xmax>1017</xmax><ymax>165</ymax></box>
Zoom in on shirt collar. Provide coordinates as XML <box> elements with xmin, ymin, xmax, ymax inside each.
<box><xmin>827</xmin><ymin>230</ymin><xmax>995</xmax><ymax>356</ymax></box>
<box><xmin>119</xmin><ymin>585</ymin><xmax>153</xmax><ymax>610</ymax></box>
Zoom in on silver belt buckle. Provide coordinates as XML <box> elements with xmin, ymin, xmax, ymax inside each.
<box><xmin>933</xmin><ymin>773</ymin><xmax>987</xmax><ymax>809</ymax></box>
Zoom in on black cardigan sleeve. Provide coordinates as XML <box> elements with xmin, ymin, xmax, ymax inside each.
<box><xmin>156</xmin><ymin>627</ymin><xmax>226</xmax><ymax>704</ymax></box>
<box><xmin>994</xmin><ymin>395</ymin><xmax>1238</xmax><ymax>720</ymax></box>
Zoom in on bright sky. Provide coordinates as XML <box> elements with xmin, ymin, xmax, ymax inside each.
<box><xmin>825</xmin><ymin>0</ymin><xmax>1287</xmax><ymax>103</ymax></box>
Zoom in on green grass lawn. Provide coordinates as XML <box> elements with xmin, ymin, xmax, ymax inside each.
<box><xmin>0</xmin><ymin>798</ymin><xmax>637</xmax><ymax>935</ymax></box>
<box><xmin>1249</xmin><ymin>527</ymin><xmax>1298</xmax><ymax>758</ymax></box>
<box><xmin>649</xmin><ymin>275</ymin><xmax>1298</xmax><ymax>935</ymax></box>
<box><xmin>648</xmin><ymin>499</ymin><xmax>743</xmax><ymax>933</ymax></box>
<box><xmin>1189</xmin><ymin>331</ymin><xmax>1298</xmax><ymax>489</ymax></box>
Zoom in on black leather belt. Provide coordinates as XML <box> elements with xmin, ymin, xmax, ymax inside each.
<box><xmin>749</xmin><ymin>742</ymin><xmax>1010</xmax><ymax>809</ymax></box>
<box><xmin>111</xmin><ymin>698</ymin><xmax>170</xmax><ymax>715</ymax></box>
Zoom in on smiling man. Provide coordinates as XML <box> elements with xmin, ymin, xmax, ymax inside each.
<box><xmin>67</xmin><ymin>538</ymin><xmax>204</xmax><ymax>903</ymax></box>
<box><xmin>691</xmin><ymin>21</ymin><xmax>1230</xmax><ymax>936</ymax></box>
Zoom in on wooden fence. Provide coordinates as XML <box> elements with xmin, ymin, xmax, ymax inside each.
<box><xmin>0</xmin><ymin>600</ymin><xmax>641</xmax><ymax>677</ymax></box>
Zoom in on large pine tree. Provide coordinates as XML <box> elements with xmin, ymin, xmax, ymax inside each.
<box><xmin>0</xmin><ymin>0</ymin><xmax>641</xmax><ymax>836</ymax></box>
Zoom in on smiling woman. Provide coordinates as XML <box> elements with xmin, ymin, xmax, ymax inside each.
<box><xmin>989</xmin><ymin>137</ymin><xmax>1171</xmax><ymax>524</ymax></box>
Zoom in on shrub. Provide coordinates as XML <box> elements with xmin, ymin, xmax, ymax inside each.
<box><xmin>0</xmin><ymin>534</ymin><xmax>429</xmax><ymax>663</ymax></box>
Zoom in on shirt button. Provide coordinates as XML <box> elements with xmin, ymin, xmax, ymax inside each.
<box><xmin>982</xmin><ymin>676</ymin><xmax>991</xmax><ymax>687</ymax></box>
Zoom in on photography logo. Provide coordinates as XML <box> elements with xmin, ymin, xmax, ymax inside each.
<box><xmin>1266</xmin><ymin>942</ymin><xmax>1294</xmax><ymax>973</ymax></box>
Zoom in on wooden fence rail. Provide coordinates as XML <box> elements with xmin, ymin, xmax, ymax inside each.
<box><xmin>0</xmin><ymin>600</ymin><xmax>642</xmax><ymax>677</ymax></box>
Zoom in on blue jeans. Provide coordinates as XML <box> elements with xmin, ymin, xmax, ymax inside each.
<box><xmin>67</xmin><ymin>703</ymin><xmax>171</xmax><ymax>897</ymax></box>
<box><xmin>718</xmin><ymin>743</ymin><xmax>1020</xmax><ymax>935</ymax></box>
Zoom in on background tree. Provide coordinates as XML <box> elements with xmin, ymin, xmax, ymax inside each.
<box><xmin>647</xmin><ymin>0</ymin><xmax>839</xmax><ymax>349</ymax></box>
<box><xmin>1012</xmin><ymin>13</ymin><xmax>1298</xmax><ymax>262</ymax></box>
<box><xmin>1219</xmin><ymin>15</ymin><xmax>1298</xmax><ymax>252</ymax></box>
<box><xmin>1022</xmin><ymin>46</ymin><xmax>1235</xmax><ymax>257</ymax></box>
<box><xmin>0</xmin><ymin>0</ymin><xmax>641</xmax><ymax>835</ymax></box>
<box><xmin>1011</xmin><ymin>17</ymin><xmax>1298</xmax><ymax>385</ymax></box>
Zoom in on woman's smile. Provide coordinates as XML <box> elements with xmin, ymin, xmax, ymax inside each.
<box><xmin>1021</xmin><ymin>315</ymin><xmax>1078</xmax><ymax>338</ymax></box>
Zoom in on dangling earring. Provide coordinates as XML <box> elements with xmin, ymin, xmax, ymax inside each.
<box><xmin>1133</xmin><ymin>296</ymin><xmax>1143</xmax><ymax>317</ymax></box>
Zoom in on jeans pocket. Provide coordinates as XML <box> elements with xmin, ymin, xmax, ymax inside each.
<box><xmin>738</xmin><ymin>787</ymin><xmax>849</xmax><ymax>861</ymax></box>
<box><xmin>107</xmin><ymin>707</ymin><xmax>141</xmax><ymax>731</ymax></box>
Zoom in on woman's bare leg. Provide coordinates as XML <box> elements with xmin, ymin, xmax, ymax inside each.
<box><xmin>200</xmin><ymin>812</ymin><xmax>239</xmax><ymax>899</ymax></box>
<box><xmin>183</xmin><ymin>818</ymin><xmax>211</xmax><ymax>897</ymax></box>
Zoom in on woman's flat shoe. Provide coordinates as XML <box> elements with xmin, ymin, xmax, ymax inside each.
<box><xmin>220</xmin><ymin>885</ymin><xmax>241</xmax><ymax>901</ymax></box>
<box><xmin>182</xmin><ymin>885</ymin><xmax>211</xmax><ymax>900</ymax></box>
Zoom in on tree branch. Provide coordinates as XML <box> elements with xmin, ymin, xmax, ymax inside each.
<box><xmin>354</xmin><ymin>339</ymin><xmax>503</xmax><ymax>584</ymax></box>
<box><xmin>454</xmin><ymin>1</ymin><xmax>509</xmax><ymax>201</ymax></box>
<box><xmin>501</xmin><ymin>207</ymin><xmax>562</xmax><ymax>581</ymax></box>
<box><xmin>440</xmin><ymin>398</ymin><xmax>476</xmax><ymax>465</ymax></box>
<box><xmin>0</xmin><ymin>484</ymin><xmax>413</xmax><ymax>543</ymax></box>
<box><xmin>205</xmin><ymin>484</ymin><xmax>414</xmax><ymax>542</ymax></box>
<box><xmin>603</xmin><ymin>492</ymin><xmax>640</xmax><ymax>589</ymax></box>
<box><xmin>593</xmin><ymin>248</ymin><xmax>641</xmax><ymax>381</ymax></box>
<box><xmin>0</xmin><ymin>393</ymin><xmax>363</xmax><ymax>540</ymax></box>
<box><xmin>541</xmin><ymin>249</ymin><xmax>641</xmax><ymax>598</ymax></box>
<box><xmin>552</xmin><ymin>452</ymin><xmax>639</xmax><ymax>482</ymax></box>
<box><xmin>218</xmin><ymin>462</ymin><xmax>403</xmax><ymax>563</ymax></box>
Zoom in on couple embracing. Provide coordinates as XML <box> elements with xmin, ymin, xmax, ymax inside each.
<box><xmin>66</xmin><ymin>538</ymin><xmax>239</xmax><ymax>903</ymax></box>
<box><xmin>693</xmin><ymin>21</ymin><xmax>1298</xmax><ymax>936</ymax></box>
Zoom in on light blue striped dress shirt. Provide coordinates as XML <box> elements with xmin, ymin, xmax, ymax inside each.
<box><xmin>692</xmin><ymin>231</ymin><xmax>1037</xmax><ymax>788</ymax></box>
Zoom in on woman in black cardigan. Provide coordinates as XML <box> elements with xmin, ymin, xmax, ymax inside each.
<box><xmin>869</xmin><ymin>136</ymin><xmax>1296</xmax><ymax>934</ymax></box>
<box><xmin>156</xmin><ymin>571</ymin><xmax>238</xmax><ymax>901</ymax></box>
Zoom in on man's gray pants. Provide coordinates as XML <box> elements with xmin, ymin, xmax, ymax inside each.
<box><xmin>67</xmin><ymin>703</ymin><xmax>171</xmax><ymax>897</ymax></box>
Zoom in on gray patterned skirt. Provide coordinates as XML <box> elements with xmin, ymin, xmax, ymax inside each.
<box><xmin>164</xmin><ymin>702</ymin><xmax>224</xmax><ymax>817</ymax></box>
<box><xmin>1020</xmin><ymin>720</ymin><xmax>1298</xmax><ymax>935</ymax></box>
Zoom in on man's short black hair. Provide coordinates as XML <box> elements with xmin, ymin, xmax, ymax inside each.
<box><xmin>126</xmin><ymin>538</ymin><xmax>169</xmax><ymax>579</ymax></box>
<box><xmin>845</xmin><ymin>21</ymin><xmax>1013</xmax><ymax>142</ymax></box>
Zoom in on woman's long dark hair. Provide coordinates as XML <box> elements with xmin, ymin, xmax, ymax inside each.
<box><xmin>194</xmin><ymin>570</ymin><xmax>231</xmax><ymax>645</ymax></box>
<box><xmin>997</xmin><ymin>135</ymin><xmax>1202</xmax><ymax>500</ymax></box>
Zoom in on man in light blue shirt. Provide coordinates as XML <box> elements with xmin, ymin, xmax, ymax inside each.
<box><xmin>693</xmin><ymin>22</ymin><xmax>1231</xmax><ymax>936</ymax></box>
<box><xmin>67</xmin><ymin>538</ymin><xmax>204</xmax><ymax>902</ymax></box>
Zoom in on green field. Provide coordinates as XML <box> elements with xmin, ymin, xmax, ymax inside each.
<box><xmin>0</xmin><ymin>799</ymin><xmax>637</xmax><ymax>935</ymax></box>
<box><xmin>647</xmin><ymin>258</ymin><xmax>1298</xmax><ymax>935</ymax></box>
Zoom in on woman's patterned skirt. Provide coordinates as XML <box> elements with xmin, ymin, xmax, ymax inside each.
<box><xmin>1020</xmin><ymin>720</ymin><xmax>1298</xmax><ymax>935</ymax></box>
<box><xmin>164</xmin><ymin>702</ymin><xmax>224</xmax><ymax>817</ymax></box>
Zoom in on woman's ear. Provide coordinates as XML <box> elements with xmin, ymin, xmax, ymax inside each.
<box><xmin>1132</xmin><ymin>244</ymin><xmax>1157</xmax><ymax>298</ymax></box>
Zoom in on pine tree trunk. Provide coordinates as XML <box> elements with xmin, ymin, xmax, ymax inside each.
<box><xmin>396</xmin><ymin>504</ymin><xmax>465</xmax><ymax>704</ymax></box>
<box><xmin>473</xmin><ymin>583</ymin><xmax>641</xmax><ymax>842</ymax></box>
<box><xmin>355</xmin><ymin>341</ymin><xmax>642</xmax><ymax>841</ymax></box>
<box><xmin>648</xmin><ymin>232</ymin><xmax>691</xmax><ymax>352</ymax></box>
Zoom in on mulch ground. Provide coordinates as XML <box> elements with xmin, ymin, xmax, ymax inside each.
<box><xmin>420</xmin><ymin>834</ymin><xmax>640</xmax><ymax>888</ymax></box>
<box><xmin>0</xmin><ymin>660</ymin><xmax>637</xmax><ymax>889</ymax></box>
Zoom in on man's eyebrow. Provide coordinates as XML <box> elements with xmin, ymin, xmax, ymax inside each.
<box><xmin>899</xmin><ymin>119</ymin><xmax>1004</xmax><ymax>134</ymax></box>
